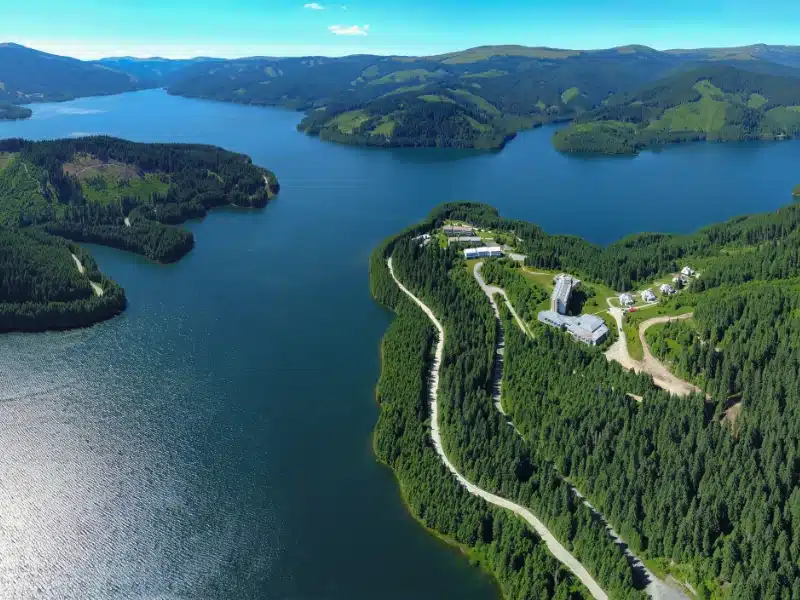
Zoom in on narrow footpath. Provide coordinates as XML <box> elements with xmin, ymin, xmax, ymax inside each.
<box><xmin>388</xmin><ymin>257</ymin><xmax>608</xmax><ymax>600</ymax></box>
<box><xmin>472</xmin><ymin>264</ymin><xmax>689</xmax><ymax>600</ymax></box>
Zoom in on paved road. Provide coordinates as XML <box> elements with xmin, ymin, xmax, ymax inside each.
<box><xmin>473</xmin><ymin>272</ymin><xmax>689</xmax><ymax>600</ymax></box>
<box><xmin>388</xmin><ymin>257</ymin><xmax>608</xmax><ymax>600</ymax></box>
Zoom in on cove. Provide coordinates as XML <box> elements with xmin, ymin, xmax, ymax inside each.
<box><xmin>0</xmin><ymin>88</ymin><xmax>796</xmax><ymax>599</ymax></box>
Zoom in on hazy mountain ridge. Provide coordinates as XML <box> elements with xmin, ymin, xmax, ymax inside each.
<box><xmin>0</xmin><ymin>43</ymin><xmax>149</xmax><ymax>107</ymax></box>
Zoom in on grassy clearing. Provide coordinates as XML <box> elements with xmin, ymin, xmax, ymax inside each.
<box><xmin>371</xmin><ymin>118</ymin><xmax>397</xmax><ymax>136</ymax></box>
<box><xmin>644</xmin><ymin>558</ymin><xmax>724</xmax><ymax>600</ymax></box>
<box><xmin>623</xmin><ymin>303</ymin><xmax>695</xmax><ymax>361</ymax></box>
<box><xmin>330</xmin><ymin>110</ymin><xmax>371</xmax><ymax>133</ymax></box>
<box><xmin>763</xmin><ymin>106</ymin><xmax>800</xmax><ymax>131</ymax></box>
<box><xmin>648</xmin><ymin>95</ymin><xmax>727</xmax><ymax>133</ymax></box>
<box><xmin>82</xmin><ymin>172</ymin><xmax>170</xmax><ymax>206</ymax></box>
<box><xmin>521</xmin><ymin>269</ymin><xmax>557</xmax><ymax>293</ymax></box>
<box><xmin>0</xmin><ymin>152</ymin><xmax>17</xmax><ymax>173</ymax></box>
<box><xmin>465</xmin><ymin>116</ymin><xmax>491</xmax><ymax>133</ymax></box>
<box><xmin>449</xmin><ymin>89</ymin><xmax>502</xmax><ymax>116</ymax></box>
<box><xmin>436</xmin><ymin>46</ymin><xmax>580</xmax><ymax>64</ymax></box>
<box><xmin>369</xmin><ymin>69</ymin><xmax>438</xmax><ymax>86</ymax></box>
<box><xmin>419</xmin><ymin>94</ymin><xmax>455</xmax><ymax>104</ymax></box>
<box><xmin>461</xmin><ymin>69</ymin><xmax>508</xmax><ymax>79</ymax></box>
<box><xmin>561</xmin><ymin>87</ymin><xmax>581</xmax><ymax>104</ymax></box>
<box><xmin>747</xmin><ymin>93</ymin><xmax>768</xmax><ymax>108</ymax></box>
<box><xmin>380</xmin><ymin>84</ymin><xmax>429</xmax><ymax>97</ymax></box>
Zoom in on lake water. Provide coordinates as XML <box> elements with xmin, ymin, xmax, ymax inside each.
<box><xmin>0</xmin><ymin>89</ymin><xmax>796</xmax><ymax>599</ymax></box>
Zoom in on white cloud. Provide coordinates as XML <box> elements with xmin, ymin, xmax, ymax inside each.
<box><xmin>304</xmin><ymin>3</ymin><xmax>325</xmax><ymax>9</ymax></box>
<box><xmin>328</xmin><ymin>24</ymin><xmax>369</xmax><ymax>36</ymax></box>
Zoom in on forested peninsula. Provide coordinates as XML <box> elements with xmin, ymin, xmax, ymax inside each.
<box><xmin>0</xmin><ymin>136</ymin><xmax>278</xmax><ymax>333</ymax></box>
<box><xmin>374</xmin><ymin>199</ymin><xmax>800</xmax><ymax>599</ymax></box>
<box><xmin>0</xmin><ymin>104</ymin><xmax>32</xmax><ymax>120</ymax></box>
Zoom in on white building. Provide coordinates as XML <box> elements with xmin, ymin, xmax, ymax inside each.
<box><xmin>681</xmin><ymin>266</ymin><xmax>696</xmax><ymax>277</ymax></box>
<box><xmin>641</xmin><ymin>289</ymin><xmax>657</xmax><ymax>303</ymax></box>
<box><xmin>660</xmin><ymin>283</ymin><xmax>676</xmax><ymax>295</ymax></box>
<box><xmin>538</xmin><ymin>310</ymin><xmax>609</xmax><ymax>346</ymax></box>
<box><xmin>619</xmin><ymin>293</ymin><xmax>635</xmax><ymax>306</ymax></box>
<box><xmin>444</xmin><ymin>225</ymin><xmax>475</xmax><ymax>237</ymax></box>
<box><xmin>448</xmin><ymin>236</ymin><xmax>482</xmax><ymax>245</ymax></box>
<box><xmin>553</xmin><ymin>275</ymin><xmax>580</xmax><ymax>315</ymax></box>
<box><xmin>463</xmin><ymin>246</ymin><xmax>504</xmax><ymax>260</ymax></box>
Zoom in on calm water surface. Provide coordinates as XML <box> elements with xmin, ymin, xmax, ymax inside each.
<box><xmin>0</xmin><ymin>90</ymin><xmax>797</xmax><ymax>599</ymax></box>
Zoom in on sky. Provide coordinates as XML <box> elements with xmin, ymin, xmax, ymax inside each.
<box><xmin>3</xmin><ymin>0</ymin><xmax>800</xmax><ymax>60</ymax></box>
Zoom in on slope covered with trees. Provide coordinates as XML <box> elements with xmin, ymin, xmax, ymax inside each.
<box><xmin>0</xmin><ymin>43</ymin><xmax>149</xmax><ymax>105</ymax></box>
<box><xmin>554</xmin><ymin>64</ymin><xmax>800</xmax><ymax>154</ymax></box>
<box><xmin>373</xmin><ymin>220</ymin><xmax>646</xmax><ymax>600</ymax></box>
<box><xmin>0</xmin><ymin>136</ymin><xmax>279</xmax><ymax>331</ymax></box>
<box><xmin>376</xmin><ymin>198</ymin><xmax>800</xmax><ymax>598</ymax></box>
<box><xmin>166</xmin><ymin>44</ymin><xmax>800</xmax><ymax>150</ymax></box>
<box><xmin>168</xmin><ymin>45</ymin><xmax>690</xmax><ymax>149</ymax></box>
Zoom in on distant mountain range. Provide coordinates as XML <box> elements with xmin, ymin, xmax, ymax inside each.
<box><xmin>0</xmin><ymin>43</ymin><xmax>148</xmax><ymax>107</ymax></box>
<box><xmin>2</xmin><ymin>42</ymin><xmax>800</xmax><ymax>152</ymax></box>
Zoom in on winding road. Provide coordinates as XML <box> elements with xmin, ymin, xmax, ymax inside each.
<box><xmin>388</xmin><ymin>257</ymin><xmax>608</xmax><ymax>600</ymax></box>
<box><xmin>472</xmin><ymin>263</ymin><xmax>689</xmax><ymax>600</ymax></box>
<box><xmin>71</xmin><ymin>253</ymin><xmax>104</xmax><ymax>297</ymax></box>
<box><xmin>605</xmin><ymin>303</ymin><xmax>699</xmax><ymax>397</ymax></box>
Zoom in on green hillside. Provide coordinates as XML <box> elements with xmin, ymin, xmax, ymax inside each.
<box><xmin>0</xmin><ymin>43</ymin><xmax>149</xmax><ymax>105</ymax></box>
<box><xmin>375</xmin><ymin>199</ymin><xmax>800</xmax><ymax>599</ymax></box>
<box><xmin>168</xmin><ymin>45</ymin><xmax>690</xmax><ymax>149</ymax></box>
<box><xmin>0</xmin><ymin>137</ymin><xmax>279</xmax><ymax>332</ymax></box>
<box><xmin>167</xmin><ymin>44</ymin><xmax>800</xmax><ymax>150</ymax></box>
<box><xmin>554</xmin><ymin>65</ymin><xmax>800</xmax><ymax>154</ymax></box>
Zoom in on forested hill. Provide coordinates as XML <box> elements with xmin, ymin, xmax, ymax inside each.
<box><xmin>0</xmin><ymin>43</ymin><xmax>149</xmax><ymax>105</ymax></box>
<box><xmin>165</xmin><ymin>43</ymin><xmax>800</xmax><ymax>150</ymax></box>
<box><xmin>553</xmin><ymin>64</ymin><xmax>800</xmax><ymax>154</ymax></box>
<box><xmin>0</xmin><ymin>136</ymin><xmax>279</xmax><ymax>332</ymax></box>
<box><xmin>92</xmin><ymin>56</ymin><xmax>219</xmax><ymax>87</ymax></box>
<box><xmin>168</xmin><ymin>46</ymin><xmax>688</xmax><ymax>149</ymax></box>
<box><xmin>374</xmin><ymin>198</ymin><xmax>800</xmax><ymax>598</ymax></box>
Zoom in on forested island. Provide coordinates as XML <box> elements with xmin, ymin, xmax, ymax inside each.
<box><xmin>0</xmin><ymin>136</ymin><xmax>278</xmax><ymax>332</ymax></box>
<box><xmin>553</xmin><ymin>65</ymin><xmax>800</xmax><ymax>154</ymax></box>
<box><xmin>373</xmin><ymin>199</ymin><xmax>800</xmax><ymax>599</ymax></box>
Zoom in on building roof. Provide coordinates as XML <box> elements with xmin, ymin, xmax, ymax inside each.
<box><xmin>448</xmin><ymin>236</ymin><xmax>482</xmax><ymax>243</ymax></box>
<box><xmin>576</xmin><ymin>314</ymin><xmax>605</xmax><ymax>333</ymax></box>
<box><xmin>463</xmin><ymin>246</ymin><xmax>504</xmax><ymax>258</ymax></box>
<box><xmin>538</xmin><ymin>310</ymin><xmax>566</xmax><ymax>326</ymax></box>
<box><xmin>538</xmin><ymin>310</ymin><xmax>609</xmax><ymax>344</ymax></box>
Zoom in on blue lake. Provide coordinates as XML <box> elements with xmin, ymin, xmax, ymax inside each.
<box><xmin>0</xmin><ymin>89</ymin><xmax>796</xmax><ymax>599</ymax></box>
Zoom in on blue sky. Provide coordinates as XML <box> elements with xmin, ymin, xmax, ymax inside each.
<box><xmin>3</xmin><ymin>0</ymin><xmax>799</xmax><ymax>59</ymax></box>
